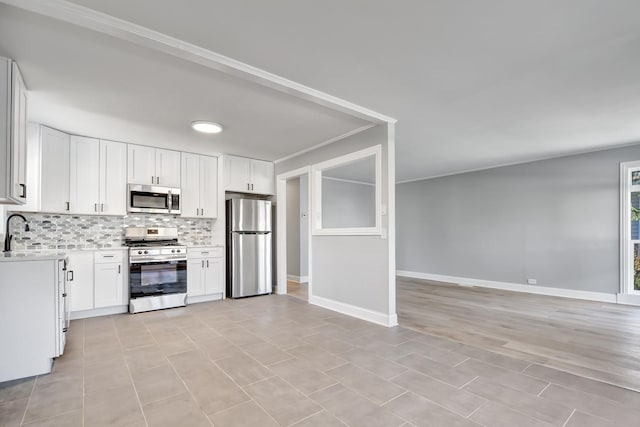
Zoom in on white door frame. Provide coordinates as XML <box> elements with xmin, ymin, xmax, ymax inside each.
<box><xmin>619</xmin><ymin>161</ymin><xmax>640</xmax><ymax>305</ymax></box>
<box><xmin>276</xmin><ymin>166</ymin><xmax>312</xmax><ymax>298</ymax></box>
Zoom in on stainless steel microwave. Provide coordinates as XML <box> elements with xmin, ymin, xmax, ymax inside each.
<box><xmin>127</xmin><ymin>184</ymin><xmax>181</xmax><ymax>214</ymax></box>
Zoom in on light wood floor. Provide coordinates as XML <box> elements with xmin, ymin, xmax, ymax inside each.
<box><xmin>287</xmin><ymin>280</ymin><xmax>308</xmax><ymax>301</ymax></box>
<box><xmin>397</xmin><ymin>276</ymin><xmax>640</xmax><ymax>391</ymax></box>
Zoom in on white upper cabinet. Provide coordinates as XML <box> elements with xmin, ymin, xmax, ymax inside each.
<box><xmin>224</xmin><ymin>155</ymin><xmax>274</xmax><ymax>195</ymax></box>
<box><xmin>181</xmin><ymin>153</ymin><xmax>218</xmax><ymax>218</ymax></box>
<box><xmin>199</xmin><ymin>155</ymin><xmax>218</xmax><ymax>218</ymax></box>
<box><xmin>250</xmin><ymin>159</ymin><xmax>275</xmax><ymax>195</ymax></box>
<box><xmin>0</xmin><ymin>57</ymin><xmax>28</xmax><ymax>204</ymax></box>
<box><xmin>127</xmin><ymin>144</ymin><xmax>155</xmax><ymax>186</ymax></box>
<box><xmin>181</xmin><ymin>152</ymin><xmax>200</xmax><ymax>218</ymax></box>
<box><xmin>70</xmin><ymin>136</ymin><xmax>100</xmax><ymax>214</ymax></box>
<box><xmin>99</xmin><ymin>140</ymin><xmax>127</xmax><ymax>215</ymax></box>
<box><xmin>155</xmin><ymin>148</ymin><xmax>181</xmax><ymax>187</ymax></box>
<box><xmin>128</xmin><ymin>144</ymin><xmax>180</xmax><ymax>187</ymax></box>
<box><xmin>40</xmin><ymin>126</ymin><xmax>70</xmax><ymax>213</ymax></box>
<box><xmin>70</xmin><ymin>137</ymin><xmax>126</xmax><ymax>215</ymax></box>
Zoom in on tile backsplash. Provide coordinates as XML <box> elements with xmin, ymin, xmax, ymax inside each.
<box><xmin>7</xmin><ymin>212</ymin><xmax>216</xmax><ymax>250</ymax></box>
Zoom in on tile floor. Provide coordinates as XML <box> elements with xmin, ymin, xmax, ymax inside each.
<box><xmin>1</xmin><ymin>294</ymin><xmax>640</xmax><ymax>426</ymax></box>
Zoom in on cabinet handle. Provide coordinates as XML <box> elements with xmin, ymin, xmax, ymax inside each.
<box><xmin>66</xmin><ymin>201</ymin><xmax>70</xmax><ymax>211</ymax></box>
<box><xmin>62</xmin><ymin>293</ymin><xmax>67</xmax><ymax>297</ymax></box>
<box><xmin>68</xmin><ymin>270</ymin><xmax>74</xmax><ymax>281</ymax></box>
<box><xmin>101</xmin><ymin>203</ymin><xmax>104</xmax><ymax>212</ymax></box>
<box><xmin>200</xmin><ymin>208</ymin><xmax>204</xmax><ymax>216</ymax></box>
<box><xmin>201</xmin><ymin>260</ymin><xmax>204</xmax><ymax>268</ymax></box>
<box><xmin>152</xmin><ymin>175</ymin><xmax>154</xmax><ymax>184</ymax></box>
<box><xmin>247</xmin><ymin>183</ymin><xmax>250</xmax><ymax>190</ymax></box>
<box><xmin>118</xmin><ymin>264</ymin><xmax>121</xmax><ymax>274</ymax></box>
<box><xmin>19</xmin><ymin>183</ymin><xmax>26</xmax><ymax>198</ymax></box>
<box><xmin>94</xmin><ymin>203</ymin><xmax>98</xmax><ymax>212</ymax></box>
<box><xmin>62</xmin><ymin>327</ymin><xmax>68</xmax><ymax>333</ymax></box>
<box><xmin>157</xmin><ymin>176</ymin><xmax>160</xmax><ymax>185</ymax></box>
<box><xmin>206</xmin><ymin>260</ymin><xmax>209</xmax><ymax>268</ymax></box>
<box><xmin>252</xmin><ymin>183</ymin><xmax>254</xmax><ymax>190</ymax></box>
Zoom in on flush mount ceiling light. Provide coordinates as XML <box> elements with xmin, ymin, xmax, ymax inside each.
<box><xmin>191</xmin><ymin>121</ymin><xmax>223</xmax><ymax>134</ymax></box>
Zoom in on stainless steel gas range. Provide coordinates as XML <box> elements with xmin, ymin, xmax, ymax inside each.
<box><xmin>125</xmin><ymin>227</ymin><xmax>187</xmax><ymax>313</ymax></box>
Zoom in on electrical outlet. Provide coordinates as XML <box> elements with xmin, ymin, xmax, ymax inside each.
<box><xmin>527</xmin><ymin>278</ymin><xmax>537</xmax><ymax>285</ymax></box>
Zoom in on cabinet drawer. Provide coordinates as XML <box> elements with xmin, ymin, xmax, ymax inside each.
<box><xmin>94</xmin><ymin>250</ymin><xmax>124</xmax><ymax>264</ymax></box>
<box><xmin>188</xmin><ymin>247</ymin><xmax>224</xmax><ymax>259</ymax></box>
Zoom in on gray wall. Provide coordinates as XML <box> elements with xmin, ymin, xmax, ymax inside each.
<box><xmin>276</xmin><ymin>124</ymin><xmax>393</xmax><ymax>315</ymax></box>
<box><xmin>322</xmin><ymin>178</ymin><xmax>375</xmax><ymax>228</ymax></box>
<box><xmin>300</xmin><ymin>174</ymin><xmax>309</xmax><ymax>278</ymax></box>
<box><xmin>397</xmin><ymin>143</ymin><xmax>640</xmax><ymax>294</ymax></box>
<box><xmin>286</xmin><ymin>178</ymin><xmax>300</xmax><ymax>277</ymax></box>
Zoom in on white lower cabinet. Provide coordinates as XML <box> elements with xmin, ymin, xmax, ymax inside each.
<box><xmin>68</xmin><ymin>249</ymin><xmax>127</xmax><ymax>316</ymax></box>
<box><xmin>94</xmin><ymin>251</ymin><xmax>125</xmax><ymax>308</ymax></box>
<box><xmin>187</xmin><ymin>247</ymin><xmax>224</xmax><ymax>301</ymax></box>
<box><xmin>67</xmin><ymin>251</ymin><xmax>94</xmax><ymax>312</ymax></box>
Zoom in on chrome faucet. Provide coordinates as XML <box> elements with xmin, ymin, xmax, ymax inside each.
<box><xmin>4</xmin><ymin>214</ymin><xmax>30</xmax><ymax>252</ymax></box>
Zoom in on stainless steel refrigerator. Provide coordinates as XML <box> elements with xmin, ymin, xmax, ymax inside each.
<box><xmin>226</xmin><ymin>199</ymin><xmax>273</xmax><ymax>298</ymax></box>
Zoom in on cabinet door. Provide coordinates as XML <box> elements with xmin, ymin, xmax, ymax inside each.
<box><xmin>187</xmin><ymin>258</ymin><xmax>205</xmax><ymax>296</ymax></box>
<box><xmin>70</xmin><ymin>136</ymin><xmax>100</xmax><ymax>214</ymax></box>
<box><xmin>155</xmin><ymin>149</ymin><xmax>181</xmax><ymax>187</ymax></box>
<box><xmin>10</xmin><ymin>62</ymin><xmax>27</xmax><ymax>203</ymax></box>
<box><xmin>99</xmin><ymin>140</ymin><xmax>127</xmax><ymax>215</ymax></box>
<box><xmin>250</xmin><ymin>159</ymin><xmax>274</xmax><ymax>195</ymax></box>
<box><xmin>199</xmin><ymin>155</ymin><xmax>218</xmax><ymax>218</ymax></box>
<box><xmin>67</xmin><ymin>251</ymin><xmax>94</xmax><ymax>312</ymax></box>
<box><xmin>224</xmin><ymin>155</ymin><xmax>251</xmax><ymax>192</ymax></box>
<box><xmin>180</xmin><ymin>152</ymin><xmax>200</xmax><ymax>218</ymax></box>
<box><xmin>127</xmin><ymin>144</ymin><xmax>155</xmax><ymax>185</ymax></box>
<box><xmin>94</xmin><ymin>263</ymin><xmax>124</xmax><ymax>308</ymax></box>
<box><xmin>40</xmin><ymin>126</ymin><xmax>70</xmax><ymax>213</ymax></box>
<box><xmin>204</xmin><ymin>257</ymin><xmax>224</xmax><ymax>294</ymax></box>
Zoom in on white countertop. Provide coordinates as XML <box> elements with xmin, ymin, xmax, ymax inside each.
<box><xmin>0</xmin><ymin>251</ymin><xmax>67</xmax><ymax>262</ymax></box>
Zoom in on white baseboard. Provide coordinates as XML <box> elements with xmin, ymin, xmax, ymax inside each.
<box><xmin>70</xmin><ymin>305</ymin><xmax>128</xmax><ymax>320</ymax></box>
<box><xmin>309</xmin><ymin>295</ymin><xmax>398</xmax><ymax>327</ymax></box>
<box><xmin>617</xmin><ymin>293</ymin><xmax>640</xmax><ymax>306</ymax></box>
<box><xmin>299</xmin><ymin>275</ymin><xmax>309</xmax><ymax>283</ymax></box>
<box><xmin>187</xmin><ymin>293</ymin><xmax>224</xmax><ymax>304</ymax></box>
<box><xmin>287</xmin><ymin>274</ymin><xmax>309</xmax><ymax>283</ymax></box>
<box><xmin>397</xmin><ymin>270</ymin><xmax>617</xmax><ymax>304</ymax></box>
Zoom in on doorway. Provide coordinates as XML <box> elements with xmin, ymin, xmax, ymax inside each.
<box><xmin>276</xmin><ymin>166</ymin><xmax>312</xmax><ymax>300</ymax></box>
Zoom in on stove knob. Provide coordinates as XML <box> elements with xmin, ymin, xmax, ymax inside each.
<box><xmin>138</xmin><ymin>250</ymin><xmax>143</xmax><ymax>255</ymax></box>
<box><xmin>143</xmin><ymin>250</ymin><xmax>149</xmax><ymax>255</ymax></box>
<box><xmin>176</xmin><ymin>249</ymin><xmax>181</xmax><ymax>253</ymax></box>
<box><xmin>171</xmin><ymin>249</ymin><xmax>176</xmax><ymax>253</ymax></box>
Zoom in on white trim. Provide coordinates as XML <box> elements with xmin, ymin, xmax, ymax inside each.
<box><xmin>312</xmin><ymin>145</ymin><xmax>382</xmax><ymax>236</ymax></box>
<box><xmin>287</xmin><ymin>275</ymin><xmax>309</xmax><ymax>283</ymax></box>
<box><xmin>396</xmin><ymin>140</ymin><xmax>640</xmax><ymax>184</ymax></box>
<box><xmin>187</xmin><ymin>293</ymin><xmax>223</xmax><ymax>304</ymax></box>
<box><xmin>322</xmin><ymin>176</ymin><xmax>375</xmax><ymax>186</ymax></box>
<box><xmin>1</xmin><ymin>0</ymin><xmax>396</xmax><ymax>125</ymax></box>
<box><xmin>69</xmin><ymin>305</ymin><xmax>128</xmax><ymax>320</ymax></box>
<box><xmin>616</xmin><ymin>293</ymin><xmax>640</xmax><ymax>306</ymax></box>
<box><xmin>276</xmin><ymin>166</ymin><xmax>313</xmax><ymax>299</ymax></box>
<box><xmin>274</xmin><ymin>124</ymin><xmax>376</xmax><ymax>164</ymax></box>
<box><xmin>396</xmin><ymin>271</ymin><xmax>618</xmax><ymax>304</ymax></box>
<box><xmin>386</xmin><ymin>123</ymin><xmax>397</xmax><ymax>324</ymax></box>
<box><xmin>309</xmin><ymin>295</ymin><xmax>398</xmax><ymax>327</ymax></box>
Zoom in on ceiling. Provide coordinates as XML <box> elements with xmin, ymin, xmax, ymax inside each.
<box><xmin>5</xmin><ymin>1</ymin><xmax>640</xmax><ymax>182</ymax></box>
<box><xmin>0</xmin><ymin>5</ymin><xmax>369</xmax><ymax>160</ymax></box>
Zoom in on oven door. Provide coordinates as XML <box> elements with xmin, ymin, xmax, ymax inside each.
<box><xmin>129</xmin><ymin>259</ymin><xmax>187</xmax><ymax>298</ymax></box>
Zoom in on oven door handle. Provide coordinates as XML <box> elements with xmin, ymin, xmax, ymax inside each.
<box><xmin>130</xmin><ymin>258</ymin><xmax>187</xmax><ymax>264</ymax></box>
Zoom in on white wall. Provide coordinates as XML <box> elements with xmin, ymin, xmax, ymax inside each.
<box><xmin>322</xmin><ymin>177</ymin><xmax>375</xmax><ymax>228</ymax></box>
<box><xmin>276</xmin><ymin>124</ymin><xmax>396</xmax><ymax>325</ymax></box>
<box><xmin>397</xmin><ymin>143</ymin><xmax>640</xmax><ymax>295</ymax></box>
<box><xmin>286</xmin><ymin>178</ymin><xmax>300</xmax><ymax>277</ymax></box>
